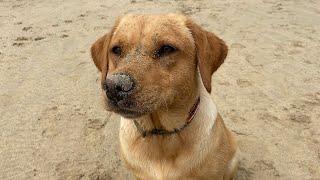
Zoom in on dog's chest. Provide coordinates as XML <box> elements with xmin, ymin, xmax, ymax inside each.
<box><xmin>145</xmin><ymin>160</ymin><xmax>183</xmax><ymax>179</ymax></box>
<box><xmin>130</xmin><ymin>152</ymin><xmax>194</xmax><ymax>179</ymax></box>
<box><xmin>119</xmin><ymin>123</ymin><xmax>199</xmax><ymax>179</ymax></box>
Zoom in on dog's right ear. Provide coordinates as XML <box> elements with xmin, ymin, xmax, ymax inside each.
<box><xmin>91</xmin><ymin>18</ymin><xmax>121</xmax><ymax>72</ymax></box>
<box><xmin>90</xmin><ymin>33</ymin><xmax>111</xmax><ymax>72</ymax></box>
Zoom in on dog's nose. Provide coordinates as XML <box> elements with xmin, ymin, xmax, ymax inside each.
<box><xmin>104</xmin><ymin>73</ymin><xmax>135</xmax><ymax>102</ymax></box>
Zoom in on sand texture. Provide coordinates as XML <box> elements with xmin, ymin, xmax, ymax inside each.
<box><xmin>0</xmin><ymin>0</ymin><xmax>319</xmax><ymax>179</ymax></box>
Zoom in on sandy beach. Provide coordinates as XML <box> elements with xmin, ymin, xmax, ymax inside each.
<box><xmin>0</xmin><ymin>0</ymin><xmax>319</xmax><ymax>179</ymax></box>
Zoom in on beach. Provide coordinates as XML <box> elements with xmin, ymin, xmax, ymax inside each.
<box><xmin>0</xmin><ymin>0</ymin><xmax>319</xmax><ymax>179</ymax></box>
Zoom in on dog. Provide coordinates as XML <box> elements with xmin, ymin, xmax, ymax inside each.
<box><xmin>90</xmin><ymin>14</ymin><xmax>238</xmax><ymax>180</ymax></box>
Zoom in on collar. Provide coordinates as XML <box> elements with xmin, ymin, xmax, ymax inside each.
<box><xmin>133</xmin><ymin>97</ymin><xmax>200</xmax><ymax>138</ymax></box>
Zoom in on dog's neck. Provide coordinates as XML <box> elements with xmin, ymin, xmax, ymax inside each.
<box><xmin>141</xmin><ymin>94</ymin><xmax>200</xmax><ymax>134</ymax></box>
<box><xmin>133</xmin><ymin>93</ymin><xmax>200</xmax><ymax>135</ymax></box>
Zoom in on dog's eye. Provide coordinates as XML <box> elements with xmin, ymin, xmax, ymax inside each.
<box><xmin>111</xmin><ymin>46</ymin><xmax>122</xmax><ymax>56</ymax></box>
<box><xmin>154</xmin><ymin>45</ymin><xmax>177</xmax><ymax>58</ymax></box>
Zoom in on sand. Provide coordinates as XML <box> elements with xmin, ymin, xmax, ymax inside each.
<box><xmin>0</xmin><ymin>0</ymin><xmax>319</xmax><ymax>179</ymax></box>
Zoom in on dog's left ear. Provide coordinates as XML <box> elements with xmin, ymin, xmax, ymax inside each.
<box><xmin>186</xmin><ymin>19</ymin><xmax>228</xmax><ymax>93</ymax></box>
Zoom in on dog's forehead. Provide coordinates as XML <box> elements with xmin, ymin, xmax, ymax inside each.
<box><xmin>113</xmin><ymin>14</ymin><xmax>193</xmax><ymax>43</ymax></box>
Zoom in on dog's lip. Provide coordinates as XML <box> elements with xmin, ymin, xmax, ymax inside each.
<box><xmin>106</xmin><ymin>98</ymin><xmax>145</xmax><ymax>118</ymax></box>
<box><xmin>108</xmin><ymin>98</ymin><xmax>136</xmax><ymax>109</ymax></box>
<box><xmin>115</xmin><ymin>107</ymin><xmax>144</xmax><ymax>118</ymax></box>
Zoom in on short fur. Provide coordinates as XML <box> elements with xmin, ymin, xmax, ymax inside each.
<box><xmin>90</xmin><ymin>14</ymin><xmax>238</xmax><ymax>179</ymax></box>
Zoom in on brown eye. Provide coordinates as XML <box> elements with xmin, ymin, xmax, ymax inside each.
<box><xmin>112</xmin><ymin>46</ymin><xmax>122</xmax><ymax>56</ymax></box>
<box><xmin>155</xmin><ymin>45</ymin><xmax>177</xmax><ymax>58</ymax></box>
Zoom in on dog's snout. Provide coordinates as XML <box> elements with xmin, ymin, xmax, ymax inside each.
<box><xmin>104</xmin><ymin>73</ymin><xmax>135</xmax><ymax>102</ymax></box>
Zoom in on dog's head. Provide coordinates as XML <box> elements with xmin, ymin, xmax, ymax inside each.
<box><xmin>91</xmin><ymin>14</ymin><xmax>227</xmax><ymax>118</ymax></box>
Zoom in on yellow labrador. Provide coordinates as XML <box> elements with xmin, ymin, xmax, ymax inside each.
<box><xmin>90</xmin><ymin>14</ymin><xmax>238</xmax><ymax>179</ymax></box>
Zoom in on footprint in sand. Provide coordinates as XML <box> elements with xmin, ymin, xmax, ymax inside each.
<box><xmin>291</xmin><ymin>40</ymin><xmax>304</xmax><ymax>48</ymax></box>
<box><xmin>22</xmin><ymin>26</ymin><xmax>32</xmax><ymax>31</ymax></box>
<box><xmin>236</xmin><ymin>161</ymin><xmax>254</xmax><ymax>180</ymax></box>
<box><xmin>12</xmin><ymin>42</ymin><xmax>24</xmax><ymax>47</ymax></box>
<box><xmin>15</xmin><ymin>37</ymin><xmax>30</xmax><ymax>41</ymax></box>
<box><xmin>64</xmin><ymin>20</ymin><xmax>73</xmax><ymax>24</ymax></box>
<box><xmin>34</xmin><ymin>37</ymin><xmax>45</xmax><ymax>41</ymax></box>
<box><xmin>253</xmin><ymin>160</ymin><xmax>280</xmax><ymax>177</ymax></box>
<box><xmin>85</xmin><ymin>118</ymin><xmax>107</xmax><ymax>130</ymax></box>
<box><xmin>289</xmin><ymin>113</ymin><xmax>311</xmax><ymax>124</ymax></box>
<box><xmin>237</xmin><ymin>79</ymin><xmax>252</xmax><ymax>88</ymax></box>
<box><xmin>60</xmin><ymin>34</ymin><xmax>69</xmax><ymax>38</ymax></box>
<box><xmin>78</xmin><ymin>14</ymin><xmax>87</xmax><ymax>17</ymax></box>
<box><xmin>12</xmin><ymin>36</ymin><xmax>31</xmax><ymax>46</ymax></box>
<box><xmin>231</xmin><ymin>43</ymin><xmax>246</xmax><ymax>49</ymax></box>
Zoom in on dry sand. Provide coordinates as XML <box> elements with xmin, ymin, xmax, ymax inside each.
<box><xmin>0</xmin><ymin>0</ymin><xmax>320</xmax><ymax>179</ymax></box>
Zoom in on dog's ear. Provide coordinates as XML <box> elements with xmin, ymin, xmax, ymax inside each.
<box><xmin>186</xmin><ymin>19</ymin><xmax>228</xmax><ymax>93</ymax></box>
<box><xmin>90</xmin><ymin>33</ymin><xmax>111</xmax><ymax>72</ymax></box>
<box><xmin>91</xmin><ymin>18</ymin><xmax>121</xmax><ymax>72</ymax></box>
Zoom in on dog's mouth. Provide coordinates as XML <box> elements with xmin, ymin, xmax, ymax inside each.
<box><xmin>106</xmin><ymin>98</ymin><xmax>146</xmax><ymax>118</ymax></box>
<box><xmin>115</xmin><ymin>108</ymin><xmax>144</xmax><ymax>118</ymax></box>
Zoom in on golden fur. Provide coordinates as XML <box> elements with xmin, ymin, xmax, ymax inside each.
<box><xmin>91</xmin><ymin>14</ymin><xmax>238</xmax><ymax>179</ymax></box>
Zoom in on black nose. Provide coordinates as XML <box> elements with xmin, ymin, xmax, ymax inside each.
<box><xmin>104</xmin><ymin>73</ymin><xmax>135</xmax><ymax>102</ymax></box>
